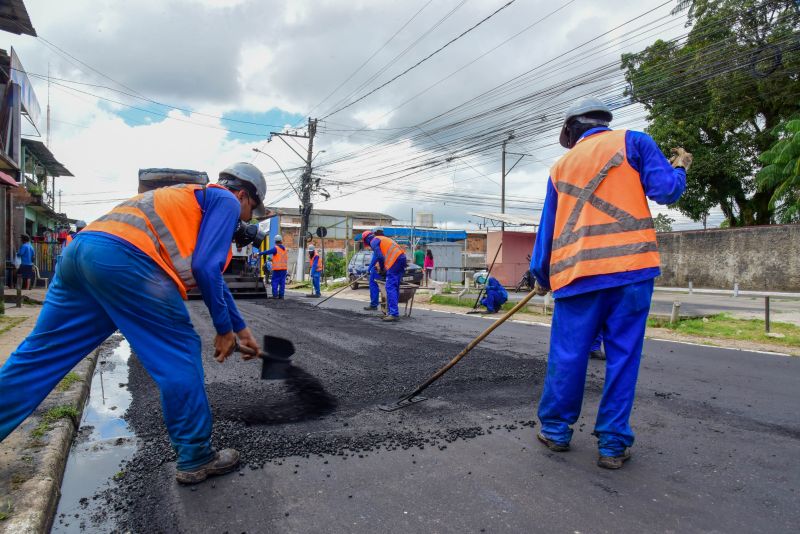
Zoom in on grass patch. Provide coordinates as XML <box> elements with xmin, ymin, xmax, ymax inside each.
<box><xmin>324</xmin><ymin>280</ymin><xmax>350</xmax><ymax>291</ymax></box>
<box><xmin>30</xmin><ymin>405</ymin><xmax>80</xmax><ymax>440</ymax></box>
<box><xmin>56</xmin><ymin>372</ymin><xmax>82</xmax><ymax>392</ymax></box>
<box><xmin>0</xmin><ymin>315</ymin><xmax>26</xmax><ymax>336</ymax></box>
<box><xmin>0</xmin><ymin>500</ymin><xmax>13</xmax><ymax>521</ymax></box>
<box><xmin>648</xmin><ymin>313</ymin><xmax>800</xmax><ymax>347</ymax></box>
<box><xmin>430</xmin><ymin>294</ymin><xmax>542</xmax><ymax>314</ymax></box>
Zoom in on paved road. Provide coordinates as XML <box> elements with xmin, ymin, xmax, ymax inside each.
<box><xmin>84</xmin><ymin>293</ymin><xmax>798</xmax><ymax>533</ymax></box>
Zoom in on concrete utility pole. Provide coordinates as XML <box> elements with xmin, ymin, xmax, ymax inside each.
<box><xmin>268</xmin><ymin>118</ymin><xmax>318</xmax><ymax>281</ymax></box>
<box><xmin>500</xmin><ymin>131</ymin><xmax>514</xmax><ymax>232</ymax></box>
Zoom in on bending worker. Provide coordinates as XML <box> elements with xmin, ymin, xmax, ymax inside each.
<box><xmin>364</xmin><ymin>226</ymin><xmax>384</xmax><ymax>312</ymax></box>
<box><xmin>530</xmin><ymin>97</ymin><xmax>689</xmax><ymax>470</ymax></box>
<box><xmin>480</xmin><ymin>276</ymin><xmax>508</xmax><ymax>313</ymax></box>
<box><xmin>260</xmin><ymin>234</ymin><xmax>288</xmax><ymax>299</ymax></box>
<box><xmin>0</xmin><ymin>162</ymin><xmax>268</xmax><ymax>485</ymax></box>
<box><xmin>362</xmin><ymin>230</ymin><xmax>407</xmax><ymax>322</ymax></box>
<box><xmin>308</xmin><ymin>244</ymin><xmax>323</xmax><ymax>298</ymax></box>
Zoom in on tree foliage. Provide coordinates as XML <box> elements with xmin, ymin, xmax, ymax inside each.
<box><xmin>622</xmin><ymin>0</ymin><xmax>800</xmax><ymax>226</ymax></box>
<box><xmin>653</xmin><ymin>213</ymin><xmax>676</xmax><ymax>232</ymax></box>
<box><xmin>756</xmin><ymin>117</ymin><xmax>800</xmax><ymax>222</ymax></box>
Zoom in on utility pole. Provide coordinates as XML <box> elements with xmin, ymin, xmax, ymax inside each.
<box><xmin>268</xmin><ymin>117</ymin><xmax>318</xmax><ymax>281</ymax></box>
<box><xmin>500</xmin><ymin>131</ymin><xmax>514</xmax><ymax>232</ymax></box>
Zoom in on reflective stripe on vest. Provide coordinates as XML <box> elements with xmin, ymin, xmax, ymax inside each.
<box><xmin>376</xmin><ymin>236</ymin><xmax>404</xmax><ymax>270</ymax></box>
<box><xmin>548</xmin><ymin>130</ymin><xmax>659</xmax><ymax>291</ymax></box>
<box><xmin>85</xmin><ymin>184</ymin><xmax>230</xmax><ymax>299</ymax></box>
<box><xmin>309</xmin><ymin>252</ymin><xmax>323</xmax><ymax>272</ymax></box>
<box><xmin>272</xmin><ymin>245</ymin><xmax>288</xmax><ymax>270</ymax></box>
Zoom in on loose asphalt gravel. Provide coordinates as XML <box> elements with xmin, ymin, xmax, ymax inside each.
<box><xmin>68</xmin><ymin>292</ymin><xmax>799</xmax><ymax>533</ymax></box>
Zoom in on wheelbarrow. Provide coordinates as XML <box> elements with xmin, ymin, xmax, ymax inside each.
<box><xmin>375</xmin><ymin>279</ymin><xmax>419</xmax><ymax>317</ymax></box>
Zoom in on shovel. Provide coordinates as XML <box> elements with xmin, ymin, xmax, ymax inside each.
<box><xmin>466</xmin><ymin>242</ymin><xmax>503</xmax><ymax>315</ymax></box>
<box><xmin>379</xmin><ymin>288</ymin><xmax>538</xmax><ymax>411</ymax></box>
<box><xmin>235</xmin><ymin>335</ymin><xmax>296</xmax><ymax>380</ymax></box>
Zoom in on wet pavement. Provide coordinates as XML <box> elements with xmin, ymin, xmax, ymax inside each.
<box><xmin>64</xmin><ymin>293</ymin><xmax>800</xmax><ymax>533</ymax></box>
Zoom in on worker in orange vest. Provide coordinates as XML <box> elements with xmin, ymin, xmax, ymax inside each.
<box><xmin>0</xmin><ymin>162</ymin><xmax>269</xmax><ymax>485</ymax></box>
<box><xmin>530</xmin><ymin>97</ymin><xmax>690</xmax><ymax>469</ymax></box>
<box><xmin>307</xmin><ymin>245</ymin><xmax>323</xmax><ymax>297</ymax></box>
<box><xmin>260</xmin><ymin>234</ymin><xmax>288</xmax><ymax>299</ymax></box>
<box><xmin>362</xmin><ymin>230</ymin><xmax>407</xmax><ymax>322</ymax></box>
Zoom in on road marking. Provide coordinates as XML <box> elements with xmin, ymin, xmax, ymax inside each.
<box><xmin>648</xmin><ymin>338</ymin><xmax>791</xmax><ymax>357</ymax></box>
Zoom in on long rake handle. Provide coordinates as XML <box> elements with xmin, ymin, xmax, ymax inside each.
<box><xmin>402</xmin><ymin>287</ymin><xmax>539</xmax><ymax>400</ymax></box>
<box><xmin>315</xmin><ymin>272</ymin><xmax>369</xmax><ymax>307</ymax></box>
<box><xmin>472</xmin><ymin>242</ymin><xmax>503</xmax><ymax>310</ymax></box>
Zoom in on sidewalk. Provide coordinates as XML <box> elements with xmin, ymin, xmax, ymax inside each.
<box><xmin>0</xmin><ymin>299</ymin><xmax>98</xmax><ymax>533</ymax></box>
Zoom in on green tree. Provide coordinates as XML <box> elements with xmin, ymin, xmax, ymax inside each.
<box><xmin>756</xmin><ymin>117</ymin><xmax>800</xmax><ymax>222</ymax></box>
<box><xmin>622</xmin><ymin>0</ymin><xmax>800</xmax><ymax>226</ymax></box>
<box><xmin>324</xmin><ymin>252</ymin><xmax>346</xmax><ymax>279</ymax></box>
<box><xmin>653</xmin><ymin>213</ymin><xmax>675</xmax><ymax>232</ymax></box>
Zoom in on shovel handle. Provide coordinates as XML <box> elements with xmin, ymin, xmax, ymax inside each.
<box><xmin>315</xmin><ymin>272</ymin><xmax>370</xmax><ymax>307</ymax></box>
<box><xmin>404</xmin><ymin>287</ymin><xmax>539</xmax><ymax>400</ymax></box>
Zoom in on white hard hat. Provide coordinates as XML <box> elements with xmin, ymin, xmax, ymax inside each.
<box><xmin>308</xmin><ymin>245</ymin><xmax>315</xmax><ymax>252</ymax></box>
<box><xmin>559</xmin><ymin>97</ymin><xmax>613</xmax><ymax>148</ymax></box>
<box><xmin>75</xmin><ymin>220</ymin><xmax>87</xmax><ymax>230</ymax></box>
<box><xmin>219</xmin><ymin>162</ymin><xmax>267</xmax><ymax>215</ymax></box>
<box><xmin>274</xmin><ymin>234</ymin><xmax>283</xmax><ymax>242</ymax></box>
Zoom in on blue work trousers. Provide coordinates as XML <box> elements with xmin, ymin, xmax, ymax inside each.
<box><xmin>368</xmin><ymin>267</ymin><xmax>380</xmax><ymax>308</ymax></box>
<box><xmin>385</xmin><ymin>256</ymin><xmax>407</xmax><ymax>317</ymax></box>
<box><xmin>590</xmin><ymin>333</ymin><xmax>603</xmax><ymax>352</ymax></box>
<box><xmin>481</xmin><ymin>287</ymin><xmax>508</xmax><ymax>313</ymax></box>
<box><xmin>271</xmin><ymin>269</ymin><xmax>287</xmax><ymax>298</ymax></box>
<box><xmin>311</xmin><ymin>272</ymin><xmax>321</xmax><ymax>296</ymax></box>
<box><xmin>0</xmin><ymin>233</ymin><xmax>215</xmax><ymax>471</ymax></box>
<box><xmin>537</xmin><ymin>279</ymin><xmax>653</xmax><ymax>457</ymax></box>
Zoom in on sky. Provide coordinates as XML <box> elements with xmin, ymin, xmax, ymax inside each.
<box><xmin>3</xmin><ymin>0</ymin><xmax>724</xmax><ymax>230</ymax></box>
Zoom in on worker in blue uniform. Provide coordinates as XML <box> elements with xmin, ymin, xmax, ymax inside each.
<box><xmin>480</xmin><ymin>276</ymin><xmax>508</xmax><ymax>313</ymax></box>
<box><xmin>308</xmin><ymin>245</ymin><xmax>322</xmax><ymax>297</ymax></box>
<box><xmin>259</xmin><ymin>234</ymin><xmax>288</xmax><ymax>299</ymax></box>
<box><xmin>0</xmin><ymin>162</ymin><xmax>270</xmax><ymax>485</ymax></box>
<box><xmin>589</xmin><ymin>334</ymin><xmax>605</xmax><ymax>360</ymax></box>
<box><xmin>530</xmin><ymin>97</ymin><xmax>690</xmax><ymax>469</ymax></box>
<box><xmin>362</xmin><ymin>231</ymin><xmax>407</xmax><ymax>322</ymax></box>
<box><xmin>363</xmin><ymin>227</ymin><xmax>384</xmax><ymax>312</ymax></box>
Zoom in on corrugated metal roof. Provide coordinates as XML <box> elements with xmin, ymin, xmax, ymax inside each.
<box><xmin>468</xmin><ymin>211</ymin><xmax>538</xmax><ymax>226</ymax></box>
<box><xmin>270</xmin><ymin>206</ymin><xmax>395</xmax><ymax>220</ymax></box>
<box><xmin>21</xmin><ymin>139</ymin><xmax>73</xmax><ymax>176</ymax></box>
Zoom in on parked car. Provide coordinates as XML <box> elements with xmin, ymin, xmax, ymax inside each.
<box><xmin>347</xmin><ymin>249</ymin><xmax>423</xmax><ymax>288</ymax></box>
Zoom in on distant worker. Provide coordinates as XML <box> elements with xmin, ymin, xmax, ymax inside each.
<box><xmin>480</xmin><ymin>276</ymin><xmax>508</xmax><ymax>313</ymax></box>
<box><xmin>308</xmin><ymin>244</ymin><xmax>323</xmax><ymax>298</ymax></box>
<box><xmin>362</xmin><ymin>230</ymin><xmax>407</xmax><ymax>322</ymax></box>
<box><xmin>363</xmin><ymin>227</ymin><xmax>385</xmax><ymax>312</ymax></box>
<box><xmin>423</xmin><ymin>249</ymin><xmax>434</xmax><ymax>286</ymax></box>
<box><xmin>260</xmin><ymin>234</ymin><xmax>288</xmax><ymax>299</ymax></box>
<box><xmin>530</xmin><ymin>97</ymin><xmax>689</xmax><ymax>469</ymax></box>
<box><xmin>590</xmin><ymin>334</ymin><xmax>605</xmax><ymax>360</ymax></box>
<box><xmin>16</xmin><ymin>234</ymin><xmax>35</xmax><ymax>290</ymax></box>
<box><xmin>64</xmin><ymin>220</ymin><xmax>87</xmax><ymax>246</ymax></box>
<box><xmin>0</xmin><ymin>162</ymin><xmax>269</xmax><ymax>485</ymax></box>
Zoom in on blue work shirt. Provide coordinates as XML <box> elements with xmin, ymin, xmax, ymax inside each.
<box><xmin>310</xmin><ymin>254</ymin><xmax>321</xmax><ymax>273</ymax></box>
<box><xmin>84</xmin><ymin>187</ymin><xmax>246</xmax><ymax>335</ymax></box>
<box><xmin>531</xmin><ymin>127</ymin><xmax>686</xmax><ymax>299</ymax></box>
<box><xmin>260</xmin><ymin>245</ymin><xmax>284</xmax><ymax>256</ymax></box>
<box><xmin>17</xmin><ymin>243</ymin><xmax>35</xmax><ymax>266</ymax></box>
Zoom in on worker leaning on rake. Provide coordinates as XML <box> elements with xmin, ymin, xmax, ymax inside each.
<box><xmin>0</xmin><ymin>162</ymin><xmax>270</xmax><ymax>485</ymax></box>
<box><xmin>530</xmin><ymin>97</ymin><xmax>691</xmax><ymax>469</ymax></box>
<box><xmin>361</xmin><ymin>230</ymin><xmax>407</xmax><ymax>322</ymax></box>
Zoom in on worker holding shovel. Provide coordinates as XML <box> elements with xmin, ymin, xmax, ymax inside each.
<box><xmin>0</xmin><ymin>162</ymin><xmax>269</xmax><ymax>484</ymax></box>
<box><xmin>362</xmin><ymin>230</ymin><xmax>407</xmax><ymax>322</ymax></box>
<box><xmin>530</xmin><ymin>97</ymin><xmax>690</xmax><ymax>469</ymax></box>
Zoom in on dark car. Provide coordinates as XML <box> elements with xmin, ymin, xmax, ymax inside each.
<box><xmin>347</xmin><ymin>249</ymin><xmax>423</xmax><ymax>288</ymax></box>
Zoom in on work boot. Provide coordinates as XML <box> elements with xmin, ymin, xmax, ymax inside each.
<box><xmin>597</xmin><ymin>449</ymin><xmax>632</xmax><ymax>470</ymax></box>
<box><xmin>363</xmin><ymin>305</ymin><xmax>378</xmax><ymax>311</ymax></box>
<box><xmin>382</xmin><ymin>315</ymin><xmax>399</xmax><ymax>322</ymax></box>
<box><xmin>175</xmin><ymin>449</ymin><xmax>240</xmax><ymax>485</ymax></box>
<box><xmin>536</xmin><ymin>431</ymin><xmax>570</xmax><ymax>452</ymax></box>
<box><xmin>589</xmin><ymin>349</ymin><xmax>606</xmax><ymax>360</ymax></box>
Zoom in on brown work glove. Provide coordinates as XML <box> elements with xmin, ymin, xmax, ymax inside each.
<box><xmin>669</xmin><ymin>147</ymin><xmax>693</xmax><ymax>171</ymax></box>
<box><xmin>533</xmin><ymin>280</ymin><xmax>550</xmax><ymax>296</ymax></box>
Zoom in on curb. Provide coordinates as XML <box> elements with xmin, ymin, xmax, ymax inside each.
<box><xmin>0</xmin><ymin>347</ymin><xmax>99</xmax><ymax>534</ymax></box>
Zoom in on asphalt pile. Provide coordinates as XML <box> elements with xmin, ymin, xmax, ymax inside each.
<box><xmin>90</xmin><ymin>298</ymin><xmax>552</xmax><ymax>533</ymax></box>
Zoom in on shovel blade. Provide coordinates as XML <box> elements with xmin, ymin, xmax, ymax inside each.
<box><xmin>264</xmin><ymin>335</ymin><xmax>295</xmax><ymax>358</ymax></box>
<box><xmin>378</xmin><ymin>395</ymin><xmax>427</xmax><ymax>412</ymax></box>
<box><xmin>260</xmin><ymin>335</ymin><xmax>294</xmax><ymax>380</ymax></box>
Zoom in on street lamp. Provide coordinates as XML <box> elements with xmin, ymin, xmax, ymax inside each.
<box><xmin>252</xmin><ymin>147</ymin><xmax>300</xmax><ymax>199</ymax></box>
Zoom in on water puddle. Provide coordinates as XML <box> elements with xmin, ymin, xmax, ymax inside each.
<box><xmin>52</xmin><ymin>336</ymin><xmax>136</xmax><ymax>533</ymax></box>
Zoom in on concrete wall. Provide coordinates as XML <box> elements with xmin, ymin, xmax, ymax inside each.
<box><xmin>487</xmin><ymin>231</ymin><xmax>535</xmax><ymax>287</ymax></box>
<box><xmin>656</xmin><ymin>224</ymin><xmax>800</xmax><ymax>291</ymax></box>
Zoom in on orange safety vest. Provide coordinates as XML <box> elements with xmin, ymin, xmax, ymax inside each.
<box><xmin>65</xmin><ymin>234</ymin><xmax>73</xmax><ymax>245</ymax></box>
<box><xmin>374</xmin><ymin>236</ymin><xmax>404</xmax><ymax>270</ymax></box>
<box><xmin>309</xmin><ymin>251</ymin><xmax>323</xmax><ymax>272</ymax></box>
<box><xmin>84</xmin><ymin>184</ymin><xmax>233</xmax><ymax>299</ymax></box>
<box><xmin>272</xmin><ymin>244</ymin><xmax>287</xmax><ymax>271</ymax></box>
<box><xmin>548</xmin><ymin>129</ymin><xmax>659</xmax><ymax>292</ymax></box>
